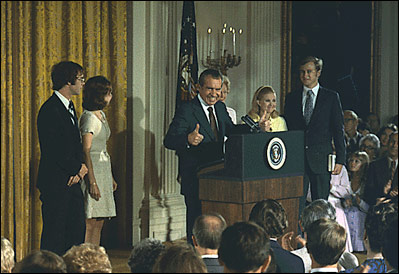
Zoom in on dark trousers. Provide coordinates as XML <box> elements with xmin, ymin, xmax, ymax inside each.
<box><xmin>298</xmin><ymin>165</ymin><xmax>331</xmax><ymax>235</ymax></box>
<box><xmin>40</xmin><ymin>184</ymin><xmax>85</xmax><ymax>255</ymax></box>
<box><xmin>184</xmin><ymin>193</ymin><xmax>202</xmax><ymax>246</ymax></box>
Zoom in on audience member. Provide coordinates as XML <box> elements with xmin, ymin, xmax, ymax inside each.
<box><xmin>13</xmin><ymin>250</ymin><xmax>67</xmax><ymax>273</ymax></box>
<box><xmin>282</xmin><ymin>199</ymin><xmax>358</xmax><ymax>273</ymax></box>
<box><xmin>389</xmin><ymin>114</ymin><xmax>398</xmax><ymax>128</ymax></box>
<box><xmin>366</xmin><ymin>112</ymin><xmax>381</xmax><ymax>135</ymax></box>
<box><xmin>62</xmin><ymin>243</ymin><xmax>112</xmax><ymax>273</ymax></box>
<box><xmin>192</xmin><ymin>213</ymin><xmax>226</xmax><ymax>273</ymax></box>
<box><xmin>344</xmin><ymin>110</ymin><xmax>363</xmax><ymax>157</ymax></box>
<box><xmin>357</xmin><ymin>118</ymin><xmax>371</xmax><ymax>137</ymax></box>
<box><xmin>306</xmin><ymin>218</ymin><xmax>346</xmax><ymax>273</ymax></box>
<box><xmin>1</xmin><ymin>237</ymin><xmax>15</xmax><ymax>273</ymax></box>
<box><xmin>247</xmin><ymin>85</ymin><xmax>288</xmax><ymax>132</ymax></box>
<box><xmin>343</xmin><ymin>151</ymin><xmax>370</xmax><ymax>252</ymax></box>
<box><xmin>248</xmin><ymin>199</ymin><xmax>305</xmax><ymax>273</ymax></box>
<box><xmin>218</xmin><ymin>221</ymin><xmax>271</xmax><ymax>273</ymax></box>
<box><xmin>127</xmin><ymin>238</ymin><xmax>165</xmax><ymax>273</ymax></box>
<box><xmin>220</xmin><ymin>75</ymin><xmax>237</xmax><ymax>124</ymax></box>
<box><xmin>326</xmin><ymin>164</ymin><xmax>353</xmax><ymax>252</ymax></box>
<box><xmin>152</xmin><ymin>242</ymin><xmax>207</xmax><ymax>273</ymax></box>
<box><xmin>364</xmin><ymin>132</ymin><xmax>398</xmax><ymax>206</ymax></box>
<box><xmin>341</xmin><ymin>201</ymin><xmax>397</xmax><ymax>273</ymax></box>
<box><xmin>377</xmin><ymin>123</ymin><xmax>398</xmax><ymax>158</ymax></box>
<box><xmin>382</xmin><ymin>209</ymin><xmax>398</xmax><ymax>273</ymax></box>
<box><xmin>359</xmin><ymin>133</ymin><xmax>380</xmax><ymax>161</ymax></box>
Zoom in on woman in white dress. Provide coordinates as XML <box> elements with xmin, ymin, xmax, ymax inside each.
<box><xmin>79</xmin><ymin>76</ymin><xmax>117</xmax><ymax>245</ymax></box>
<box><xmin>247</xmin><ymin>85</ymin><xmax>287</xmax><ymax>132</ymax></box>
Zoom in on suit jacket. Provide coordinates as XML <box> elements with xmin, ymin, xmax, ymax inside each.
<box><xmin>270</xmin><ymin>240</ymin><xmax>305</xmax><ymax>273</ymax></box>
<box><xmin>364</xmin><ymin>157</ymin><xmax>393</xmax><ymax>206</ymax></box>
<box><xmin>202</xmin><ymin>257</ymin><xmax>224</xmax><ymax>273</ymax></box>
<box><xmin>345</xmin><ymin>132</ymin><xmax>363</xmax><ymax>156</ymax></box>
<box><xmin>164</xmin><ymin>96</ymin><xmax>246</xmax><ymax>196</ymax></box>
<box><xmin>284</xmin><ymin>86</ymin><xmax>346</xmax><ymax>174</ymax></box>
<box><xmin>37</xmin><ymin>93</ymin><xmax>83</xmax><ymax>196</ymax></box>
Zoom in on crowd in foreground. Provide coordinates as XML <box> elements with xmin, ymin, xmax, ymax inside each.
<box><xmin>2</xmin><ymin>195</ymin><xmax>397</xmax><ymax>273</ymax></box>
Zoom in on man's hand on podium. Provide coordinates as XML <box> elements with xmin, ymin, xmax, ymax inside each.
<box><xmin>188</xmin><ymin>123</ymin><xmax>204</xmax><ymax>146</ymax></box>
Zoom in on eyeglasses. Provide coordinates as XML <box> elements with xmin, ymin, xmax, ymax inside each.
<box><xmin>76</xmin><ymin>77</ymin><xmax>85</xmax><ymax>83</ymax></box>
<box><xmin>344</xmin><ymin>118</ymin><xmax>355</xmax><ymax>123</ymax></box>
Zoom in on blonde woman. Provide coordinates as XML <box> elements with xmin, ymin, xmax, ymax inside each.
<box><xmin>247</xmin><ymin>86</ymin><xmax>287</xmax><ymax>132</ymax></box>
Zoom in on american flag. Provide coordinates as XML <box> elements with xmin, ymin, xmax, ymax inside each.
<box><xmin>175</xmin><ymin>1</ymin><xmax>199</xmax><ymax>111</ymax></box>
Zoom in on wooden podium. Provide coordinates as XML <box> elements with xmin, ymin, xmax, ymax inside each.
<box><xmin>198</xmin><ymin>131</ymin><xmax>304</xmax><ymax>238</ymax></box>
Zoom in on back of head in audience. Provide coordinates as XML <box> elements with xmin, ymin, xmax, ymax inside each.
<box><xmin>1</xmin><ymin>237</ymin><xmax>15</xmax><ymax>273</ymax></box>
<box><xmin>127</xmin><ymin>238</ymin><xmax>165</xmax><ymax>273</ymax></box>
<box><xmin>382</xmin><ymin>209</ymin><xmax>398</xmax><ymax>271</ymax></box>
<box><xmin>306</xmin><ymin>218</ymin><xmax>346</xmax><ymax>267</ymax></box>
<box><xmin>62</xmin><ymin>243</ymin><xmax>112</xmax><ymax>273</ymax></box>
<box><xmin>192</xmin><ymin>212</ymin><xmax>227</xmax><ymax>252</ymax></box>
<box><xmin>152</xmin><ymin>242</ymin><xmax>207</xmax><ymax>273</ymax></box>
<box><xmin>300</xmin><ymin>199</ymin><xmax>336</xmax><ymax>233</ymax></box>
<box><xmin>364</xmin><ymin>201</ymin><xmax>398</xmax><ymax>254</ymax></box>
<box><xmin>218</xmin><ymin>221</ymin><xmax>271</xmax><ymax>273</ymax></box>
<box><xmin>248</xmin><ymin>199</ymin><xmax>288</xmax><ymax>238</ymax></box>
<box><xmin>13</xmin><ymin>250</ymin><xmax>67</xmax><ymax>273</ymax></box>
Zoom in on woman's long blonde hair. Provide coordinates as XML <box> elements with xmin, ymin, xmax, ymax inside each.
<box><xmin>248</xmin><ymin>86</ymin><xmax>279</xmax><ymax>119</ymax></box>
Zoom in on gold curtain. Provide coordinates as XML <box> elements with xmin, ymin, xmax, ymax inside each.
<box><xmin>1</xmin><ymin>1</ymin><xmax>127</xmax><ymax>261</ymax></box>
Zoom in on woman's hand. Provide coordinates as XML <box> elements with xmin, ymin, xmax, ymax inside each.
<box><xmin>112</xmin><ymin>179</ymin><xmax>118</xmax><ymax>191</ymax></box>
<box><xmin>89</xmin><ymin>182</ymin><xmax>101</xmax><ymax>201</ymax></box>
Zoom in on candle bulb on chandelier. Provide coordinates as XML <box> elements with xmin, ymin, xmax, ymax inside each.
<box><xmin>207</xmin><ymin>27</ymin><xmax>212</xmax><ymax>57</ymax></box>
<box><xmin>232</xmin><ymin>28</ymin><xmax>236</xmax><ymax>56</ymax></box>
<box><xmin>238</xmin><ymin>29</ymin><xmax>243</xmax><ymax>56</ymax></box>
<box><xmin>222</xmin><ymin>28</ymin><xmax>226</xmax><ymax>57</ymax></box>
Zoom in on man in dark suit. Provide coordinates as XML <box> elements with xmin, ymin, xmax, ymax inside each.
<box><xmin>192</xmin><ymin>213</ymin><xmax>226</xmax><ymax>273</ymax></box>
<box><xmin>364</xmin><ymin>131</ymin><xmax>398</xmax><ymax>206</ymax></box>
<box><xmin>344</xmin><ymin>110</ymin><xmax>363</xmax><ymax>158</ymax></box>
<box><xmin>37</xmin><ymin>61</ymin><xmax>88</xmax><ymax>255</ymax></box>
<box><xmin>284</xmin><ymin>56</ymin><xmax>346</xmax><ymax>217</ymax></box>
<box><xmin>164</xmin><ymin>69</ymin><xmax>250</xmax><ymax>244</ymax></box>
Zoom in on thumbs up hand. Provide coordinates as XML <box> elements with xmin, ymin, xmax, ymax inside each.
<box><xmin>188</xmin><ymin>123</ymin><xmax>204</xmax><ymax>146</ymax></box>
<box><xmin>259</xmin><ymin>112</ymin><xmax>272</xmax><ymax>132</ymax></box>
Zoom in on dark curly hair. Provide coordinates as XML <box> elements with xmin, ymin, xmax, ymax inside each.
<box><xmin>365</xmin><ymin>202</ymin><xmax>398</xmax><ymax>253</ymax></box>
<box><xmin>248</xmin><ymin>199</ymin><xmax>288</xmax><ymax>238</ymax></box>
<box><xmin>82</xmin><ymin>76</ymin><xmax>112</xmax><ymax>111</ymax></box>
<box><xmin>128</xmin><ymin>238</ymin><xmax>165</xmax><ymax>273</ymax></box>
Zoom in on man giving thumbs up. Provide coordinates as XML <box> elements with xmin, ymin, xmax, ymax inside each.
<box><xmin>164</xmin><ymin>69</ymin><xmax>248</xmax><ymax>245</ymax></box>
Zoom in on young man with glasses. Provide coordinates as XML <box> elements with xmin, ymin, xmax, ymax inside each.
<box><xmin>37</xmin><ymin>61</ymin><xmax>88</xmax><ymax>255</ymax></box>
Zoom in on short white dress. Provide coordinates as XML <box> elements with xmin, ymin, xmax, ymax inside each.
<box><xmin>79</xmin><ymin>110</ymin><xmax>116</xmax><ymax>219</ymax></box>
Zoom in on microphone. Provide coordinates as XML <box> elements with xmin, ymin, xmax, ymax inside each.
<box><xmin>241</xmin><ymin>115</ymin><xmax>261</xmax><ymax>133</ymax></box>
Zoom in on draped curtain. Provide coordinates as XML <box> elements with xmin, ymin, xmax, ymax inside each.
<box><xmin>1</xmin><ymin>1</ymin><xmax>127</xmax><ymax>261</ymax></box>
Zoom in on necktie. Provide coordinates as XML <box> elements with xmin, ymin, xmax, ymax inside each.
<box><xmin>391</xmin><ymin>160</ymin><xmax>397</xmax><ymax>180</ymax></box>
<box><xmin>68</xmin><ymin>101</ymin><xmax>77</xmax><ymax>125</ymax></box>
<box><xmin>208</xmin><ymin>107</ymin><xmax>218</xmax><ymax>141</ymax></box>
<box><xmin>304</xmin><ymin>90</ymin><xmax>314</xmax><ymax>125</ymax></box>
